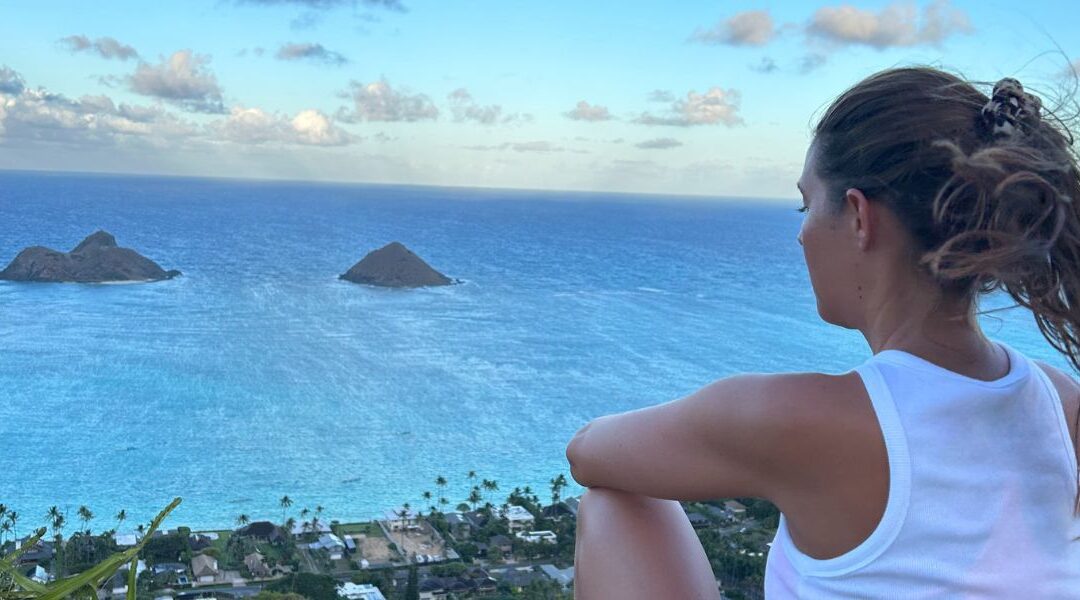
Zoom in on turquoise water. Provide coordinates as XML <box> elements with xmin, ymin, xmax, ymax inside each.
<box><xmin>0</xmin><ymin>170</ymin><xmax>1066</xmax><ymax>532</ymax></box>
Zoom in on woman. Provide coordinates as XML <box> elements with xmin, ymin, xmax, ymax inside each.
<box><xmin>566</xmin><ymin>67</ymin><xmax>1080</xmax><ymax>598</ymax></box>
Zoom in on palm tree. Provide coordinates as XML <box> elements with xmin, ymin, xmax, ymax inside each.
<box><xmin>279</xmin><ymin>495</ymin><xmax>293</xmax><ymax>524</ymax></box>
<box><xmin>550</xmin><ymin>473</ymin><xmax>568</xmax><ymax>507</ymax></box>
<box><xmin>136</xmin><ymin>523</ymin><xmax>145</xmax><ymax>536</ymax></box>
<box><xmin>0</xmin><ymin>521</ymin><xmax>10</xmax><ymax>546</ymax></box>
<box><xmin>284</xmin><ymin>517</ymin><xmax>297</xmax><ymax>537</ymax></box>
<box><xmin>115</xmin><ymin>509</ymin><xmax>127</xmax><ymax>533</ymax></box>
<box><xmin>438</xmin><ymin>497</ymin><xmax>449</xmax><ymax>513</ymax></box>
<box><xmin>421</xmin><ymin>491</ymin><xmax>433</xmax><ymax>515</ymax></box>
<box><xmin>482</xmin><ymin>479</ymin><xmax>499</xmax><ymax>504</ymax></box>
<box><xmin>395</xmin><ymin>503</ymin><xmax>411</xmax><ymax>555</ymax></box>
<box><xmin>435</xmin><ymin>476</ymin><xmax>448</xmax><ymax>505</ymax></box>
<box><xmin>7</xmin><ymin>510</ymin><xmax>19</xmax><ymax>540</ymax></box>
<box><xmin>236</xmin><ymin>514</ymin><xmax>250</xmax><ymax>528</ymax></box>
<box><xmin>77</xmin><ymin>506</ymin><xmax>92</xmax><ymax>535</ymax></box>
<box><xmin>300</xmin><ymin>507</ymin><xmax>310</xmax><ymax>521</ymax></box>
<box><xmin>315</xmin><ymin>505</ymin><xmax>324</xmax><ymax>519</ymax></box>
<box><xmin>467</xmin><ymin>487</ymin><xmax>482</xmax><ymax>511</ymax></box>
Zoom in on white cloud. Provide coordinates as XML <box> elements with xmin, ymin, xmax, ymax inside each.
<box><xmin>564</xmin><ymin>100</ymin><xmax>611</xmax><ymax>121</ymax></box>
<box><xmin>807</xmin><ymin>0</ymin><xmax>971</xmax><ymax>49</ymax></box>
<box><xmin>59</xmin><ymin>35</ymin><xmax>139</xmax><ymax>60</ymax></box>
<box><xmin>634</xmin><ymin>87</ymin><xmax>743</xmax><ymax>127</ymax></box>
<box><xmin>464</xmin><ymin>141</ymin><xmax>565</xmax><ymax>153</ymax></box>
<box><xmin>275</xmin><ymin>42</ymin><xmax>348</xmax><ymax>66</ymax></box>
<box><xmin>635</xmin><ymin>137</ymin><xmax>682</xmax><ymax>149</ymax></box>
<box><xmin>0</xmin><ymin>69</ymin><xmax>197</xmax><ymax>144</ymax></box>
<box><xmin>211</xmin><ymin>106</ymin><xmax>353</xmax><ymax>146</ymax></box>
<box><xmin>129</xmin><ymin>50</ymin><xmax>225</xmax><ymax>113</ymax></box>
<box><xmin>447</xmin><ymin>88</ymin><xmax>526</xmax><ymax>124</ymax></box>
<box><xmin>337</xmin><ymin>79</ymin><xmax>438</xmax><ymax>122</ymax></box>
<box><xmin>691</xmin><ymin>10</ymin><xmax>775</xmax><ymax>46</ymax></box>
<box><xmin>646</xmin><ymin>90</ymin><xmax>673</xmax><ymax>103</ymax></box>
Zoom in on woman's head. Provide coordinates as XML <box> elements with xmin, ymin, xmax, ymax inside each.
<box><xmin>798</xmin><ymin>66</ymin><xmax>1080</xmax><ymax>373</ymax></box>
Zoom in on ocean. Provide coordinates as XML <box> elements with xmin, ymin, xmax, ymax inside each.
<box><xmin>0</xmin><ymin>169</ymin><xmax>1066</xmax><ymax>533</ymax></box>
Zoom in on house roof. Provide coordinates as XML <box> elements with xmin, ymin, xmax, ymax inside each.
<box><xmin>239</xmin><ymin>521</ymin><xmax>282</xmax><ymax>538</ymax></box>
<box><xmin>498</xmin><ymin>505</ymin><xmax>535</xmax><ymax>521</ymax></box>
<box><xmin>191</xmin><ymin>554</ymin><xmax>218</xmax><ymax>576</ymax></box>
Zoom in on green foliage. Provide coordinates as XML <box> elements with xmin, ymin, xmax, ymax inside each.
<box><xmin>251</xmin><ymin>592</ymin><xmax>307</xmax><ymax>600</ymax></box>
<box><xmin>0</xmin><ymin>497</ymin><xmax>181</xmax><ymax>600</ymax></box>
<box><xmin>429</xmin><ymin>562</ymin><xmax>467</xmax><ymax>578</ymax></box>
<box><xmin>265</xmin><ymin>572</ymin><xmax>341</xmax><ymax>600</ymax></box>
<box><xmin>141</xmin><ymin>533</ymin><xmax>187</xmax><ymax>564</ymax></box>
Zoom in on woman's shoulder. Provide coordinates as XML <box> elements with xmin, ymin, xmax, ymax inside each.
<box><xmin>1032</xmin><ymin>360</ymin><xmax>1079</xmax><ymax>459</ymax></box>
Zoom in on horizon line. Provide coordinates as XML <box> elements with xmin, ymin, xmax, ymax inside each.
<box><xmin>0</xmin><ymin>166</ymin><xmax>798</xmax><ymax>205</ymax></box>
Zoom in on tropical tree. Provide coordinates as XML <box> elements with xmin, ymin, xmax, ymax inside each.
<box><xmin>280</xmin><ymin>495</ymin><xmax>293</xmax><ymax>524</ymax></box>
<box><xmin>0</xmin><ymin>521</ymin><xmax>10</xmax><ymax>546</ymax></box>
<box><xmin>77</xmin><ymin>506</ymin><xmax>94</xmax><ymax>535</ymax></box>
<box><xmin>467</xmin><ymin>487</ymin><xmax>482</xmax><ymax>511</ymax></box>
<box><xmin>284</xmin><ymin>517</ymin><xmax>297</xmax><ymax>537</ymax></box>
<box><xmin>7</xmin><ymin>510</ymin><xmax>18</xmax><ymax>540</ymax></box>
<box><xmin>115</xmin><ymin>509</ymin><xmax>127</xmax><ymax>533</ymax></box>
<box><xmin>438</xmin><ymin>497</ymin><xmax>449</xmax><ymax>513</ymax></box>
<box><xmin>394</xmin><ymin>504</ymin><xmax>412</xmax><ymax>556</ymax></box>
<box><xmin>550</xmin><ymin>473</ymin><xmax>568</xmax><ymax>507</ymax></box>
<box><xmin>300</xmin><ymin>507</ymin><xmax>310</xmax><ymax>521</ymax></box>
<box><xmin>435</xmin><ymin>476</ymin><xmax>448</xmax><ymax>505</ymax></box>
<box><xmin>236</xmin><ymin>514</ymin><xmax>250</xmax><ymax>528</ymax></box>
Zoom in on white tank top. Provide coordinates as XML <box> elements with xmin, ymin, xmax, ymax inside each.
<box><xmin>764</xmin><ymin>339</ymin><xmax>1080</xmax><ymax>598</ymax></box>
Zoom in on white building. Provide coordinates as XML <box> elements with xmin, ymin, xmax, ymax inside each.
<box><xmin>383</xmin><ymin>507</ymin><xmax>420</xmax><ymax>531</ymax></box>
<box><xmin>338</xmin><ymin>582</ymin><xmax>387</xmax><ymax>600</ymax></box>
<box><xmin>498</xmin><ymin>505</ymin><xmax>536</xmax><ymax>532</ymax></box>
<box><xmin>515</xmin><ymin>530</ymin><xmax>557</xmax><ymax>544</ymax></box>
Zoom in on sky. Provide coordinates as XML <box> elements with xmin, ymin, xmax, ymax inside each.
<box><xmin>0</xmin><ymin>0</ymin><xmax>1077</xmax><ymax>199</ymax></box>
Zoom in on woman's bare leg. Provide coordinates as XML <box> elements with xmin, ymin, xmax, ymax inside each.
<box><xmin>574</xmin><ymin>486</ymin><xmax>722</xmax><ymax>600</ymax></box>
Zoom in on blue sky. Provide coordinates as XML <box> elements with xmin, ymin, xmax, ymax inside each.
<box><xmin>0</xmin><ymin>0</ymin><xmax>1077</xmax><ymax>199</ymax></box>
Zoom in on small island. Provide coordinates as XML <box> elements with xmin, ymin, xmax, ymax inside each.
<box><xmin>0</xmin><ymin>230</ymin><xmax>181</xmax><ymax>283</ymax></box>
<box><xmin>340</xmin><ymin>241</ymin><xmax>455</xmax><ymax>288</ymax></box>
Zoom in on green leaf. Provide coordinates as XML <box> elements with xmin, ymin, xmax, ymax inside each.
<box><xmin>37</xmin><ymin>497</ymin><xmax>181</xmax><ymax>600</ymax></box>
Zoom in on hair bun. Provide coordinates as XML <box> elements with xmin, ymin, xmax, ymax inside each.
<box><xmin>978</xmin><ymin>77</ymin><xmax>1043</xmax><ymax>141</ymax></box>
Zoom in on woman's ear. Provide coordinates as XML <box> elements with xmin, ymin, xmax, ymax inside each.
<box><xmin>844</xmin><ymin>188</ymin><xmax>872</xmax><ymax>250</ymax></box>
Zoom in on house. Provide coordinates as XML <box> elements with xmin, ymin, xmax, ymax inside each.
<box><xmin>237</xmin><ymin>521</ymin><xmax>286</xmax><ymax>544</ymax></box>
<box><xmin>417</xmin><ymin>568</ymin><xmax>497</xmax><ymax>600</ymax></box>
<box><xmin>190</xmin><ymin>553</ymin><xmax>219</xmax><ymax>583</ymax></box>
<box><xmin>444</xmin><ymin>512</ymin><xmax>472</xmax><ymax>540</ymax></box>
<box><xmin>515</xmin><ymin>530</ymin><xmax>557</xmax><ymax>544</ymax></box>
<box><xmin>338</xmin><ymin>581</ymin><xmax>387</xmax><ymax>600</ymax></box>
<box><xmin>540</xmin><ymin>502</ymin><xmax>575</xmax><ymax>520</ymax></box>
<box><xmin>290</xmin><ymin>520</ymin><xmax>332</xmax><ymax>536</ymax></box>
<box><xmin>488</xmin><ymin>534</ymin><xmax>513</xmax><ymax>555</ymax></box>
<box><xmin>538</xmin><ymin>564</ymin><xmax>574</xmax><ymax>589</ymax></box>
<box><xmin>244</xmin><ymin>551</ymin><xmax>271</xmax><ymax>578</ymax></box>
<box><xmin>489</xmin><ymin>566</ymin><xmax>549</xmax><ymax>592</ymax></box>
<box><xmin>114</xmin><ymin>532</ymin><xmax>139</xmax><ymax>547</ymax></box>
<box><xmin>723</xmin><ymin>500</ymin><xmax>747</xmax><ymax>518</ymax></box>
<box><xmin>108</xmin><ymin>560</ymin><xmax>146</xmax><ymax>597</ymax></box>
<box><xmin>686</xmin><ymin>512</ymin><xmax>711</xmax><ymax>529</ymax></box>
<box><xmin>188</xmin><ymin>533</ymin><xmax>216</xmax><ymax>552</ymax></box>
<box><xmin>151</xmin><ymin>562</ymin><xmax>188</xmax><ymax>576</ymax></box>
<box><xmin>309</xmin><ymin>533</ymin><xmax>347</xmax><ymax>560</ymax></box>
<box><xmin>383</xmin><ymin>507</ymin><xmax>419</xmax><ymax>532</ymax></box>
<box><xmin>6</xmin><ymin>538</ymin><xmax>54</xmax><ymax>564</ymax></box>
<box><xmin>562</xmin><ymin>496</ymin><xmax>581</xmax><ymax>517</ymax></box>
<box><xmin>20</xmin><ymin>564</ymin><xmax>48</xmax><ymax>584</ymax></box>
<box><xmin>497</xmin><ymin>505</ymin><xmax>535</xmax><ymax>532</ymax></box>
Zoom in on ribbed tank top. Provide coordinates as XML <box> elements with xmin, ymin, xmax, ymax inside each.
<box><xmin>763</xmin><ymin>339</ymin><xmax>1080</xmax><ymax>598</ymax></box>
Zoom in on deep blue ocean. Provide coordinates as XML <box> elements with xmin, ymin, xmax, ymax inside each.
<box><xmin>0</xmin><ymin>170</ymin><xmax>1068</xmax><ymax>533</ymax></box>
